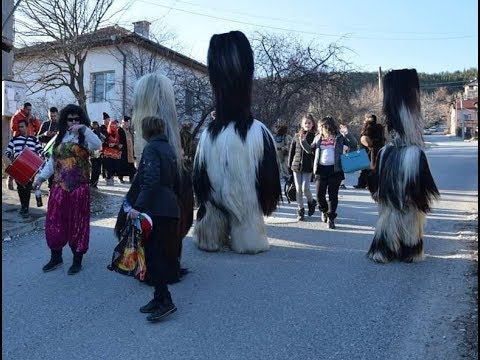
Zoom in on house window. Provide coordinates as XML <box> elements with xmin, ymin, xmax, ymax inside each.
<box><xmin>185</xmin><ymin>89</ymin><xmax>194</xmax><ymax>116</ymax></box>
<box><xmin>91</xmin><ymin>71</ymin><xmax>115</xmax><ymax>103</ymax></box>
<box><xmin>463</xmin><ymin>114</ymin><xmax>471</xmax><ymax>121</ymax></box>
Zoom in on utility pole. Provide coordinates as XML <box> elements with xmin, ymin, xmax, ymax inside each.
<box><xmin>378</xmin><ymin>66</ymin><xmax>383</xmax><ymax>94</ymax></box>
<box><xmin>2</xmin><ymin>0</ymin><xmax>22</xmax><ymax>31</ymax></box>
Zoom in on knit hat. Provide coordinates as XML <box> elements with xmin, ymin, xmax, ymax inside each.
<box><xmin>103</xmin><ymin>112</ymin><xmax>110</xmax><ymax>120</ymax></box>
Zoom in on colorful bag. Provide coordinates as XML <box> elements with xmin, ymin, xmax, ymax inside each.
<box><xmin>107</xmin><ymin>214</ymin><xmax>152</xmax><ymax>281</ymax></box>
<box><xmin>340</xmin><ymin>149</ymin><xmax>371</xmax><ymax>173</ymax></box>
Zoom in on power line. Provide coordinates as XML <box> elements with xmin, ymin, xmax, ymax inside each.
<box><xmin>135</xmin><ymin>0</ymin><xmax>477</xmax><ymax>41</ymax></box>
<box><xmin>169</xmin><ymin>0</ymin><xmax>471</xmax><ymax>37</ymax></box>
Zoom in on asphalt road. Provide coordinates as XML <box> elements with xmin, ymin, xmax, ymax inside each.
<box><xmin>2</xmin><ymin>135</ymin><xmax>478</xmax><ymax>360</ymax></box>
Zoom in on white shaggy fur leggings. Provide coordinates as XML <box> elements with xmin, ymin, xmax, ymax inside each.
<box><xmin>293</xmin><ymin>171</ymin><xmax>314</xmax><ymax>209</ymax></box>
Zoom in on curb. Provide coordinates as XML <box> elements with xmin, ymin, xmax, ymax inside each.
<box><xmin>2</xmin><ymin>216</ymin><xmax>46</xmax><ymax>241</ymax></box>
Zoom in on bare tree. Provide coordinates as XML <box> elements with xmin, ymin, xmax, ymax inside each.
<box><xmin>251</xmin><ymin>32</ymin><xmax>352</xmax><ymax>130</ymax></box>
<box><xmin>421</xmin><ymin>87</ymin><xmax>451</xmax><ymax>128</ymax></box>
<box><xmin>349</xmin><ymin>83</ymin><xmax>382</xmax><ymax>123</ymax></box>
<box><xmin>170</xmin><ymin>67</ymin><xmax>212</xmax><ymax>138</ymax></box>
<box><xmin>107</xmin><ymin>35</ymin><xmax>212</xmax><ymax>136</ymax></box>
<box><xmin>15</xmin><ymin>0</ymin><xmax>127</xmax><ymax>110</ymax></box>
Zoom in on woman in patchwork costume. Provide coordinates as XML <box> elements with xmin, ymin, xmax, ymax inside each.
<box><xmin>34</xmin><ymin>104</ymin><xmax>102</xmax><ymax>274</ymax></box>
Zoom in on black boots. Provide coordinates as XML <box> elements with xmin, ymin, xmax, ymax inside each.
<box><xmin>328</xmin><ymin>213</ymin><xmax>337</xmax><ymax>229</ymax></box>
<box><xmin>68</xmin><ymin>250</ymin><xmax>83</xmax><ymax>275</ymax></box>
<box><xmin>43</xmin><ymin>248</ymin><xmax>83</xmax><ymax>274</ymax></box>
<box><xmin>297</xmin><ymin>208</ymin><xmax>305</xmax><ymax>221</ymax></box>
<box><xmin>42</xmin><ymin>250</ymin><xmax>63</xmax><ymax>272</ymax></box>
<box><xmin>307</xmin><ymin>200</ymin><xmax>317</xmax><ymax>216</ymax></box>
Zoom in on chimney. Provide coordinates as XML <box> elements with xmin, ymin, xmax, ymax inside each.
<box><xmin>133</xmin><ymin>21</ymin><xmax>151</xmax><ymax>39</ymax></box>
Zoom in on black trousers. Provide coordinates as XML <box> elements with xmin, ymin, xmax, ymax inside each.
<box><xmin>145</xmin><ymin>216</ymin><xmax>179</xmax><ymax>300</ymax></box>
<box><xmin>90</xmin><ymin>157</ymin><xmax>102</xmax><ymax>185</ymax></box>
<box><xmin>103</xmin><ymin>157</ymin><xmax>117</xmax><ymax>179</ymax></box>
<box><xmin>16</xmin><ymin>181</ymin><xmax>33</xmax><ymax>210</ymax></box>
<box><xmin>356</xmin><ymin>169</ymin><xmax>371</xmax><ymax>188</ymax></box>
<box><xmin>315</xmin><ymin>166</ymin><xmax>343</xmax><ymax>215</ymax></box>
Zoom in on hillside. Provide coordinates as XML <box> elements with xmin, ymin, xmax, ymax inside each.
<box><xmin>346</xmin><ymin>68</ymin><xmax>478</xmax><ymax>93</ymax></box>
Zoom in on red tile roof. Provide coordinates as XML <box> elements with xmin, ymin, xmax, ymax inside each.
<box><xmin>455</xmin><ymin>99</ymin><xmax>478</xmax><ymax>109</ymax></box>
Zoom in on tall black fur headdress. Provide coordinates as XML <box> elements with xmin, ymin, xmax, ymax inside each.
<box><xmin>383</xmin><ymin>69</ymin><xmax>424</xmax><ymax>146</ymax></box>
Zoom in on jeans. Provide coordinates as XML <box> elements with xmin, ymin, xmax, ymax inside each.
<box><xmin>293</xmin><ymin>171</ymin><xmax>314</xmax><ymax>209</ymax></box>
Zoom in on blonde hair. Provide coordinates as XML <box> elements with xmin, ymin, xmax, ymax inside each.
<box><xmin>132</xmin><ymin>73</ymin><xmax>183</xmax><ymax>172</ymax></box>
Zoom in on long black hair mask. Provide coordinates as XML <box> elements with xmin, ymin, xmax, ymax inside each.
<box><xmin>382</xmin><ymin>69</ymin><xmax>424</xmax><ymax>146</ymax></box>
<box><xmin>207</xmin><ymin>31</ymin><xmax>254</xmax><ymax>140</ymax></box>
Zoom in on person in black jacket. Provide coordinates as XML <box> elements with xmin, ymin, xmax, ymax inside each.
<box><xmin>126</xmin><ymin>115</ymin><xmax>181</xmax><ymax>323</ymax></box>
<box><xmin>288</xmin><ymin>113</ymin><xmax>317</xmax><ymax>221</ymax></box>
<box><xmin>38</xmin><ymin>107</ymin><xmax>59</xmax><ymax>145</ymax></box>
<box><xmin>312</xmin><ymin>116</ymin><xmax>355</xmax><ymax>229</ymax></box>
<box><xmin>353</xmin><ymin>114</ymin><xmax>385</xmax><ymax>189</ymax></box>
<box><xmin>118</xmin><ymin>73</ymin><xmax>193</xmax><ymax>322</ymax></box>
<box><xmin>338</xmin><ymin>123</ymin><xmax>358</xmax><ymax>189</ymax></box>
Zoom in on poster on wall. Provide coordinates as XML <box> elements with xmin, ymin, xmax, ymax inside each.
<box><xmin>2</xmin><ymin>80</ymin><xmax>26</xmax><ymax>116</ymax></box>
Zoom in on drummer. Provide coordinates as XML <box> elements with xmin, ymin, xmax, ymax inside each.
<box><xmin>38</xmin><ymin>107</ymin><xmax>59</xmax><ymax>189</ymax></box>
<box><xmin>4</xmin><ymin>119</ymin><xmax>46</xmax><ymax>218</ymax></box>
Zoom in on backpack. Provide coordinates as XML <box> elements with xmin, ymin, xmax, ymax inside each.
<box><xmin>284</xmin><ymin>174</ymin><xmax>296</xmax><ymax>203</ymax></box>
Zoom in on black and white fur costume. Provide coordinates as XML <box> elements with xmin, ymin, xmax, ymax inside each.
<box><xmin>193</xmin><ymin>31</ymin><xmax>281</xmax><ymax>254</ymax></box>
<box><xmin>367</xmin><ymin>69</ymin><xmax>440</xmax><ymax>263</ymax></box>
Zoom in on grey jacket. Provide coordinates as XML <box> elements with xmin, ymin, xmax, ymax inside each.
<box><xmin>312</xmin><ymin>133</ymin><xmax>354</xmax><ymax>174</ymax></box>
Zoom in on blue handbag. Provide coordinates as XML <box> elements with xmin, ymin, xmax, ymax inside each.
<box><xmin>340</xmin><ymin>149</ymin><xmax>371</xmax><ymax>173</ymax></box>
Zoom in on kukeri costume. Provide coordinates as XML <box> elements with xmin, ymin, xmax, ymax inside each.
<box><xmin>193</xmin><ymin>120</ymin><xmax>281</xmax><ymax>253</ymax></box>
<box><xmin>367</xmin><ymin>69</ymin><xmax>440</xmax><ymax>263</ymax></box>
<box><xmin>193</xmin><ymin>31</ymin><xmax>281</xmax><ymax>254</ymax></box>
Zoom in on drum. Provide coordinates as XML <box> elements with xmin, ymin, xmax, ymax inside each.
<box><xmin>5</xmin><ymin>148</ymin><xmax>45</xmax><ymax>186</ymax></box>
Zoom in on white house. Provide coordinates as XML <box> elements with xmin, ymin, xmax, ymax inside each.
<box><xmin>464</xmin><ymin>80</ymin><xmax>478</xmax><ymax>100</ymax></box>
<box><xmin>450</xmin><ymin>98</ymin><xmax>478</xmax><ymax>137</ymax></box>
<box><xmin>13</xmin><ymin>21</ymin><xmax>209</xmax><ymax>124</ymax></box>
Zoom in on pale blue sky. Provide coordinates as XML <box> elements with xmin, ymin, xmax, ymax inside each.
<box><xmin>112</xmin><ymin>0</ymin><xmax>478</xmax><ymax>73</ymax></box>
